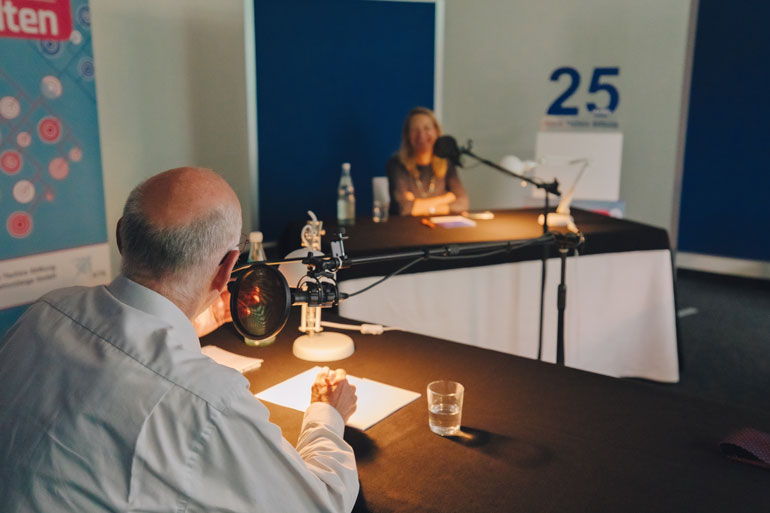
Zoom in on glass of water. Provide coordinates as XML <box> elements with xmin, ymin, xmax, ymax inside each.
<box><xmin>372</xmin><ymin>177</ymin><xmax>390</xmax><ymax>223</ymax></box>
<box><xmin>372</xmin><ymin>199</ymin><xmax>389</xmax><ymax>223</ymax></box>
<box><xmin>427</xmin><ymin>380</ymin><xmax>464</xmax><ymax>436</ymax></box>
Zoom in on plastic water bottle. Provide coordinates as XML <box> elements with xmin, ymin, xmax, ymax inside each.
<box><xmin>244</xmin><ymin>231</ymin><xmax>275</xmax><ymax>347</ymax></box>
<box><xmin>337</xmin><ymin>162</ymin><xmax>356</xmax><ymax>225</ymax></box>
<box><xmin>247</xmin><ymin>231</ymin><xmax>267</xmax><ymax>263</ymax></box>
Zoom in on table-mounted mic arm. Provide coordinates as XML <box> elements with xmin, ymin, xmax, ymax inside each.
<box><xmin>433</xmin><ymin>135</ymin><xmax>561</xmax><ymax>234</ymax></box>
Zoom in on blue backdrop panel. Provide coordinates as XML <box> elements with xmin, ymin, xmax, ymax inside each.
<box><xmin>254</xmin><ymin>0</ymin><xmax>435</xmax><ymax>242</ymax></box>
<box><xmin>678</xmin><ymin>0</ymin><xmax>770</xmax><ymax>261</ymax></box>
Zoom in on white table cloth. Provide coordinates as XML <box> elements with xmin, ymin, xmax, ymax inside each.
<box><xmin>338</xmin><ymin>249</ymin><xmax>679</xmax><ymax>382</ymax></box>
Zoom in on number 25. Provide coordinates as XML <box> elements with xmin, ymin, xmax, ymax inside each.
<box><xmin>547</xmin><ymin>67</ymin><xmax>620</xmax><ymax>116</ymax></box>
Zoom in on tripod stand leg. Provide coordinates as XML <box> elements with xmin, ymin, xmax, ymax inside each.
<box><xmin>556</xmin><ymin>247</ymin><xmax>568</xmax><ymax>366</ymax></box>
<box><xmin>537</xmin><ymin>251</ymin><xmax>547</xmax><ymax>360</ymax></box>
<box><xmin>537</xmin><ymin>195</ymin><xmax>550</xmax><ymax>361</ymax></box>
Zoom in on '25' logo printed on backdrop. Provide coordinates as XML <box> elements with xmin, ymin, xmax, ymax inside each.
<box><xmin>547</xmin><ymin>67</ymin><xmax>620</xmax><ymax>116</ymax></box>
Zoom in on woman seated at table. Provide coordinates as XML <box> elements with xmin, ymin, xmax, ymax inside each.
<box><xmin>387</xmin><ymin>107</ymin><xmax>469</xmax><ymax>216</ymax></box>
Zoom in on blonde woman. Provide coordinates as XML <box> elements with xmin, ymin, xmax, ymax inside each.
<box><xmin>387</xmin><ymin>107</ymin><xmax>469</xmax><ymax>216</ymax></box>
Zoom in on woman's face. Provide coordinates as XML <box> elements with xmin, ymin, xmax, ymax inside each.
<box><xmin>408</xmin><ymin>114</ymin><xmax>438</xmax><ymax>156</ymax></box>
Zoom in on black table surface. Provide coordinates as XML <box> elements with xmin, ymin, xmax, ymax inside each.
<box><xmin>279</xmin><ymin>208</ymin><xmax>671</xmax><ymax>280</ymax></box>
<box><xmin>203</xmin><ymin>312</ymin><xmax>770</xmax><ymax>513</ymax></box>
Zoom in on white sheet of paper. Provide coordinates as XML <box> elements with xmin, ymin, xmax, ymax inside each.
<box><xmin>429</xmin><ymin>215</ymin><xmax>477</xmax><ymax>228</ymax></box>
<box><xmin>256</xmin><ymin>366</ymin><xmax>421</xmax><ymax>431</ymax></box>
<box><xmin>201</xmin><ymin>346</ymin><xmax>263</xmax><ymax>373</ymax></box>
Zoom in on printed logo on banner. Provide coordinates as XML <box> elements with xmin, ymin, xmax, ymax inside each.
<box><xmin>543</xmin><ymin>66</ymin><xmax>621</xmax><ymax>131</ymax></box>
<box><xmin>0</xmin><ymin>0</ymin><xmax>72</xmax><ymax>41</ymax></box>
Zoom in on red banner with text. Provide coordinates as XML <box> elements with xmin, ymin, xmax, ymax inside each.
<box><xmin>0</xmin><ymin>0</ymin><xmax>72</xmax><ymax>41</ymax></box>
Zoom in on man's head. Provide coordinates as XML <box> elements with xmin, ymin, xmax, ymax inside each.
<box><xmin>118</xmin><ymin>167</ymin><xmax>242</xmax><ymax>317</ymax></box>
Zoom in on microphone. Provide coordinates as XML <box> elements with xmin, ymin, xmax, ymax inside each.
<box><xmin>290</xmin><ymin>281</ymin><xmax>346</xmax><ymax>308</ymax></box>
<box><xmin>228</xmin><ymin>263</ymin><xmax>347</xmax><ymax>341</ymax></box>
<box><xmin>433</xmin><ymin>135</ymin><xmax>463</xmax><ymax>167</ymax></box>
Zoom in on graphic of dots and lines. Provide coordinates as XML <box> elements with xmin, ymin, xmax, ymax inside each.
<box><xmin>0</xmin><ymin>73</ymin><xmax>82</xmax><ymax>238</ymax></box>
<box><xmin>0</xmin><ymin>0</ymin><xmax>106</xmax><ymax>259</ymax></box>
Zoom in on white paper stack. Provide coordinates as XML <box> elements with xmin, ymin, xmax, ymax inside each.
<box><xmin>201</xmin><ymin>345</ymin><xmax>263</xmax><ymax>373</ymax></box>
<box><xmin>256</xmin><ymin>366</ymin><xmax>421</xmax><ymax>431</ymax></box>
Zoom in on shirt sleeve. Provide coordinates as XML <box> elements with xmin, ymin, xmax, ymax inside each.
<box><xmin>445</xmin><ymin>162</ymin><xmax>469</xmax><ymax>213</ymax></box>
<box><xmin>136</xmin><ymin>381</ymin><xmax>359</xmax><ymax>513</ymax></box>
<box><xmin>386</xmin><ymin>155</ymin><xmax>415</xmax><ymax>216</ymax></box>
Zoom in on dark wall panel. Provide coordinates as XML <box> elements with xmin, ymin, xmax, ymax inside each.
<box><xmin>678</xmin><ymin>1</ymin><xmax>770</xmax><ymax>260</ymax></box>
<box><xmin>254</xmin><ymin>0</ymin><xmax>435</xmax><ymax>242</ymax></box>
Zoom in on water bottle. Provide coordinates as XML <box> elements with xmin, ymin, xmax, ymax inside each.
<box><xmin>244</xmin><ymin>231</ymin><xmax>275</xmax><ymax>347</ymax></box>
<box><xmin>337</xmin><ymin>162</ymin><xmax>356</xmax><ymax>225</ymax></box>
<box><xmin>247</xmin><ymin>231</ymin><xmax>267</xmax><ymax>262</ymax></box>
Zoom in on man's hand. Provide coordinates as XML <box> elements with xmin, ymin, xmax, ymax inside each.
<box><xmin>192</xmin><ymin>290</ymin><xmax>232</xmax><ymax>337</ymax></box>
<box><xmin>311</xmin><ymin>367</ymin><xmax>358</xmax><ymax>423</ymax></box>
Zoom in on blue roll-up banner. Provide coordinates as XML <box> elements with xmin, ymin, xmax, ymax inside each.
<box><xmin>0</xmin><ymin>0</ymin><xmax>108</xmax><ymax>336</ymax></box>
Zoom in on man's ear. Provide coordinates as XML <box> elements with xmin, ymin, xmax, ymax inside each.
<box><xmin>116</xmin><ymin>218</ymin><xmax>123</xmax><ymax>255</ymax></box>
<box><xmin>213</xmin><ymin>249</ymin><xmax>239</xmax><ymax>294</ymax></box>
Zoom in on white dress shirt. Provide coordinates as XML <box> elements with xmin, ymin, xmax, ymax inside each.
<box><xmin>0</xmin><ymin>275</ymin><xmax>358</xmax><ymax>512</ymax></box>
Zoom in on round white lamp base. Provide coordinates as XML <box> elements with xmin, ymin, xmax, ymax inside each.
<box><xmin>292</xmin><ymin>332</ymin><xmax>355</xmax><ymax>362</ymax></box>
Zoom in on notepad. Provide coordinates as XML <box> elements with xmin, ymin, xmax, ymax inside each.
<box><xmin>256</xmin><ymin>366</ymin><xmax>421</xmax><ymax>431</ymax></box>
<box><xmin>201</xmin><ymin>346</ymin><xmax>263</xmax><ymax>373</ymax></box>
<box><xmin>429</xmin><ymin>215</ymin><xmax>477</xmax><ymax>228</ymax></box>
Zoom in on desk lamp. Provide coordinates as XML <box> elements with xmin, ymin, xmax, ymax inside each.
<box><xmin>279</xmin><ymin>211</ymin><xmax>354</xmax><ymax>362</ymax></box>
<box><xmin>534</xmin><ymin>157</ymin><xmax>590</xmax><ymax>233</ymax></box>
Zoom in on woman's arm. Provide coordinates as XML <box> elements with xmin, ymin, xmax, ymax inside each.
<box><xmin>445</xmin><ymin>163</ymin><xmax>469</xmax><ymax>213</ymax></box>
<box><xmin>386</xmin><ymin>157</ymin><xmax>415</xmax><ymax>216</ymax></box>
<box><xmin>410</xmin><ymin>193</ymin><xmax>456</xmax><ymax>216</ymax></box>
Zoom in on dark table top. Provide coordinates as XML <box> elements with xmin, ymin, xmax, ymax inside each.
<box><xmin>279</xmin><ymin>209</ymin><xmax>671</xmax><ymax>280</ymax></box>
<box><xmin>204</xmin><ymin>312</ymin><xmax>770</xmax><ymax>513</ymax></box>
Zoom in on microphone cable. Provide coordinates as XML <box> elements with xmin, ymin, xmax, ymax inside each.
<box><xmin>428</xmin><ymin>233</ymin><xmax>556</xmax><ymax>262</ymax></box>
<box><xmin>342</xmin><ymin>232</ymin><xmax>557</xmax><ymax>298</ymax></box>
<box><xmin>319</xmin><ymin>321</ymin><xmax>404</xmax><ymax>335</ymax></box>
<box><xmin>344</xmin><ymin>254</ymin><xmax>426</xmax><ymax>299</ymax></box>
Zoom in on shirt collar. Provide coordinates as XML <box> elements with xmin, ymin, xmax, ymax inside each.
<box><xmin>107</xmin><ymin>275</ymin><xmax>200</xmax><ymax>352</ymax></box>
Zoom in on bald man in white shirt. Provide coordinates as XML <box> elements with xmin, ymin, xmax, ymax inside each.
<box><xmin>0</xmin><ymin>167</ymin><xmax>359</xmax><ymax>512</ymax></box>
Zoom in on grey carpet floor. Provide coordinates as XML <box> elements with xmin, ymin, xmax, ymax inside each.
<box><xmin>642</xmin><ymin>269</ymin><xmax>769</xmax><ymax>413</ymax></box>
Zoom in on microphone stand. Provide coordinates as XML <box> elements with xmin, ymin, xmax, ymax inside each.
<box><xmin>459</xmin><ymin>141</ymin><xmax>562</xmax><ymax>362</ymax></box>
<box><xmin>552</xmin><ymin>232</ymin><xmax>584</xmax><ymax>365</ymax></box>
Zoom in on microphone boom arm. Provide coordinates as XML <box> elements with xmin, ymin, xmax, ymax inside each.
<box><xmin>234</xmin><ymin>231</ymin><xmax>583</xmax><ymax>281</ymax></box>
<box><xmin>228</xmin><ymin>228</ymin><xmax>585</xmax><ymax>363</ymax></box>
<box><xmin>461</xmin><ymin>141</ymin><xmax>561</xmax><ymax>196</ymax></box>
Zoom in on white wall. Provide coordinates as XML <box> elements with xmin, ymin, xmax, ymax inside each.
<box><xmin>90</xmin><ymin>0</ymin><xmax>251</xmax><ymax>276</ymax></box>
<box><xmin>441</xmin><ymin>0</ymin><xmax>692</xmax><ymax>235</ymax></box>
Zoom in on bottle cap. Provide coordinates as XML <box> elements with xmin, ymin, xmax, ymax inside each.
<box><xmin>249</xmin><ymin>231</ymin><xmax>263</xmax><ymax>243</ymax></box>
<box><xmin>342</xmin><ymin>162</ymin><xmax>351</xmax><ymax>173</ymax></box>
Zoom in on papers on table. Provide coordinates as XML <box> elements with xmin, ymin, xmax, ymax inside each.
<box><xmin>256</xmin><ymin>366</ymin><xmax>421</xmax><ymax>431</ymax></box>
<box><xmin>201</xmin><ymin>345</ymin><xmax>263</xmax><ymax>373</ymax></box>
<box><xmin>466</xmin><ymin>210</ymin><xmax>495</xmax><ymax>220</ymax></box>
<box><xmin>429</xmin><ymin>215</ymin><xmax>477</xmax><ymax>228</ymax></box>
